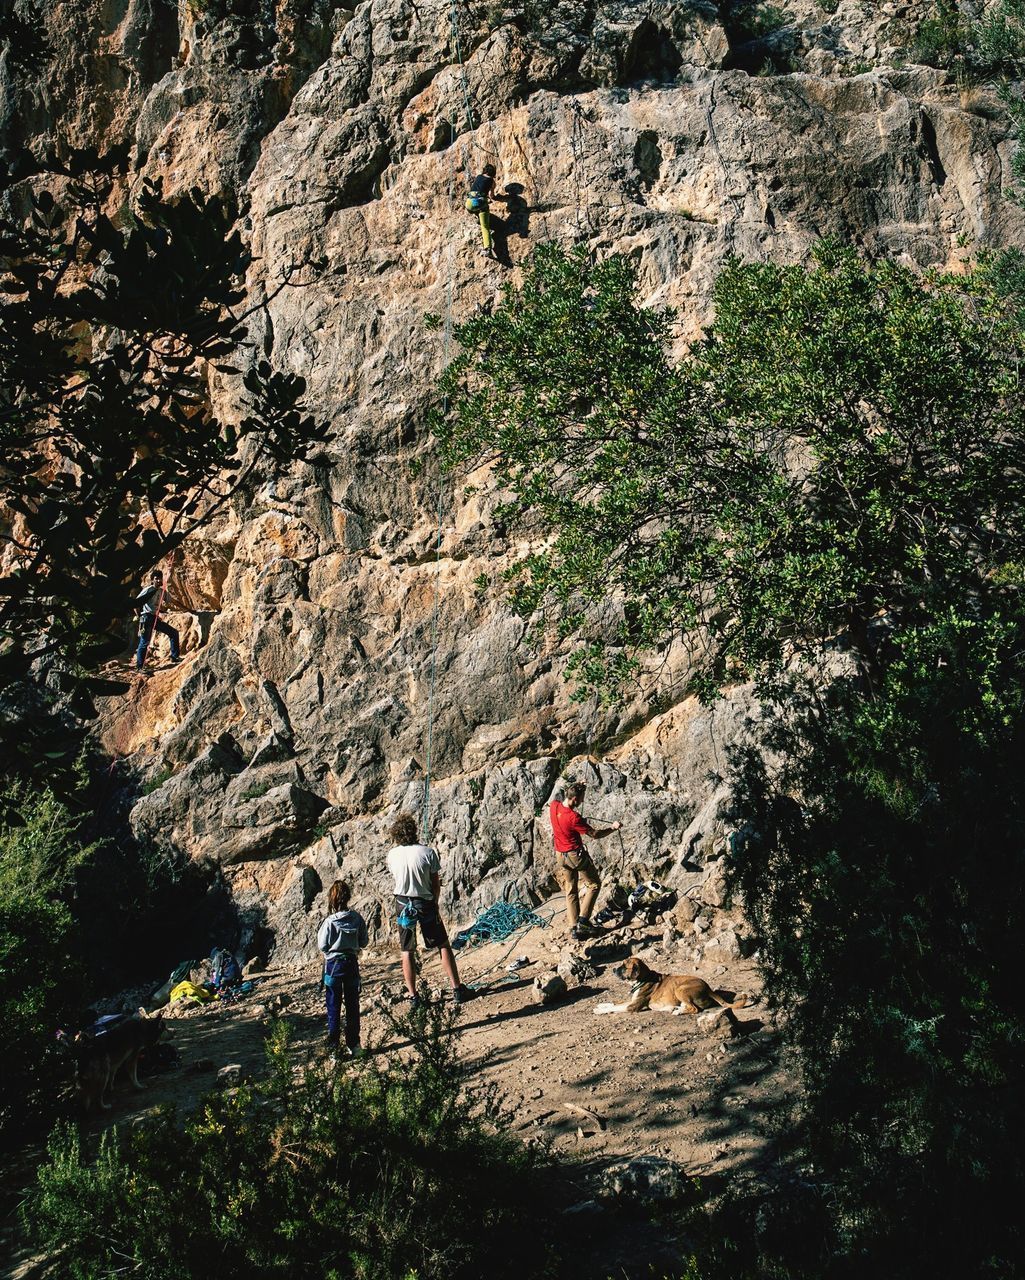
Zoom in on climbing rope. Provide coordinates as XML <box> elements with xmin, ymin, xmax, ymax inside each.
<box><xmin>451</xmin><ymin>900</ymin><xmax>550</xmax><ymax>950</ymax></box>
<box><xmin>421</xmin><ymin>5</ymin><xmax>478</xmax><ymax>841</ymax></box>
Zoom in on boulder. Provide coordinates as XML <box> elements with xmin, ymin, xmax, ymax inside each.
<box><xmin>700</xmin><ymin>863</ymin><xmax>730</xmax><ymax>909</ymax></box>
<box><xmin>708</xmin><ymin>929</ymin><xmax>743</xmax><ymax>960</ymax></box>
<box><xmin>674</xmin><ymin>897</ymin><xmax>699</xmax><ymax>927</ymax></box>
<box><xmin>533</xmin><ymin>972</ymin><xmax>568</xmax><ymax>1005</ymax></box>
<box><xmin>695</xmin><ymin>1006</ymin><xmax>738</xmax><ymax>1040</ymax></box>
<box><xmin>597</xmin><ymin>1156</ymin><xmax>692</xmax><ymax>1203</ymax></box>
<box><xmin>556</xmin><ymin>947</ymin><xmax>598</xmax><ymax>986</ymax></box>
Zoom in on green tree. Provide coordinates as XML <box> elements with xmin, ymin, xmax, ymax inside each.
<box><xmin>0</xmin><ymin>149</ymin><xmax>328</xmax><ymax>783</ymax></box>
<box><xmin>434</xmin><ymin>242</ymin><xmax>1025</xmax><ymax>1275</ymax></box>
<box><xmin>0</xmin><ymin>785</ymin><xmax>95</xmax><ymax>1144</ymax></box>
<box><xmin>435</xmin><ymin>243</ymin><xmax>1025</xmax><ymax>694</ymax></box>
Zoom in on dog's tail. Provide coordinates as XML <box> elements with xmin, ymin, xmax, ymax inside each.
<box><xmin>712</xmin><ymin>990</ymin><xmax>749</xmax><ymax>1010</ymax></box>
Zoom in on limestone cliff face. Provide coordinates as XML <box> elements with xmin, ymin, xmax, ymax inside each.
<box><xmin>6</xmin><ymin>0</ymin><xmax>1022</xmax><ymax>962</ymax></box>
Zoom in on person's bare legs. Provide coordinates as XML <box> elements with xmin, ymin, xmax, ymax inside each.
<box><xmin>400</xmin><ymin>949</ymin><xmax>417</xmax><ymax>996</ymax></box>
<box><xmin>438</xmin><ymin>945</ymin><xmax>461</xmax><ymax>989</ymax></box>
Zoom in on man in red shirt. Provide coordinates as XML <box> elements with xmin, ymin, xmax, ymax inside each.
<box><xmin>550</xmin><ymin>781</ymin><xmax>621</xmax><ymax>940</ymax></box>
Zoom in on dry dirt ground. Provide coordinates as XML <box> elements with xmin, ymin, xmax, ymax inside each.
<box><xmin>4</xmin><ymin>896</ymin><xmax>797</xmax><ymax>1278</ymax></box>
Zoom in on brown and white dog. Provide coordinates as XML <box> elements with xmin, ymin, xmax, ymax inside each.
<box><xmin>65</xmin><ymin>1012</ymin><xmax>166</xmax><ymax>1112</ymax></box>
<box><xmin>594</xmin><ymin>956</ymin><xmax>749</xmax><ymax>1016</ymax></box>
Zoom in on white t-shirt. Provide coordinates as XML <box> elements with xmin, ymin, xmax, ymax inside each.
<box><xmin>387</xmin><ymin>843</ymin><xmax>441</xmax><ymax>900</ymax></box>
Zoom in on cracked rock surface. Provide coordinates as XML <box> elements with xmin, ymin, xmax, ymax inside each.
<box><xmin>5</xmin><ymin>0</ymin><xmax>1022</xmax><ymax>960</ymax></box>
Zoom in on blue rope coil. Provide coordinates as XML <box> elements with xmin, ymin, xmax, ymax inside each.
<box><xmin>451</xmin><ymin>901</ymin><xmax>549</xmax><ymax>950</ymax></box>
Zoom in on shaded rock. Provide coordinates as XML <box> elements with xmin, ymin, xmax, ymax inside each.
<box><xmin>597</xmin><ymin>1156</ymin><xmax>691</xmax><ymax>1203</ymax></box>
<box><xmin>557</xmin><ymin>948</ymin><xmax>598</xmax><ymax>986</ymax></box>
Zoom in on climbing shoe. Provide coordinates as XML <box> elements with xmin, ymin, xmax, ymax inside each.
<box><xmin>451</xmin><ymin>984</ymin><xmax>475</xmax><ymax>1005</ymax></box>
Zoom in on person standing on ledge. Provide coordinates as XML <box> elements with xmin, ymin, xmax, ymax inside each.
<box><xmin>465</xmin><ymin>163</ymin><xmax>506</xmax><ymax>259</ymax></box>
<box><xmin>134</xmin><ymin>570</ymin><xmax>180</xmax><ymax>671</ymax></box>
<box><xmin>386</xmin><ymin>812</ymin><xmax>475</xmax><ymax>1006</ymax></box>
<box><xmin>550</xmin><ymin>780</ymin><xmax>621</xmax><ymax>941</ymax></box>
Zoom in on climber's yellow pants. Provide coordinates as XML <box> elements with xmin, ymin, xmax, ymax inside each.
<box><xmin>465</xmin><ymin>197</ymin><xmax>492</xmax><ymax>250</ymax></box>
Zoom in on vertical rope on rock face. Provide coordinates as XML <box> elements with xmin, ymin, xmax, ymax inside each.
<box><xmin>422</xmin><ymin>6</ymin><xmax>475</xmax><ymax>842</ymax></box>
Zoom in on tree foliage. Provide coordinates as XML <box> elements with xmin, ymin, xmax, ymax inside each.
<box><xmin>0</xmin><ymin>149</ymin><xmax>328</xmax><ymax>778</ymax></box>
<box><xmin>435</xmin><ymin>242</ymin><xmax>1025</xmax><ymax>698</ymax></box>
<box><xmin>0</xmin><ymin>785</ymin><xmax>92</xmax><ymax>1144</ymax></box>
<box><xmin>434</xmin><ymin>243</ymin><xmax>1025</xmax><ymax>1276</ymax></box>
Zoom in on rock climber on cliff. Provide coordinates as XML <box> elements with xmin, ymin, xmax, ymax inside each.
<box><xmin>465</xmin><ymin>163</ymin><xmax>506</xmax><ymax>259</ymax></box>
<box><xmin>134</xmin><ymin>569</ymin><xmax>180</xmax><ymax>671</ymax></box>
<box><xmin>550</xmin><ymin>781</ymin><xmax>621</xmax><ymax>941</ymax></box>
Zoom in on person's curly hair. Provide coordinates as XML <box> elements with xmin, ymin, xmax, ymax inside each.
<box><xmin>388</xmin><ymin>812</ymin><xmax>419</xmax><ymax>845</ymax></box>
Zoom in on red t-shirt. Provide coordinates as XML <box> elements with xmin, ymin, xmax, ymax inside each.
<box><xmin>550</xmin><ymin>800</ymin><xmax>593</xmax><ymax>854</ymax></box>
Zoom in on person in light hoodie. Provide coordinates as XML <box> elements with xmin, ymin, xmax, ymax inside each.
<box><xmin>317</xmin><ymin>880</ymin><xmax>369</xmax><ymax>1056</ymax></box>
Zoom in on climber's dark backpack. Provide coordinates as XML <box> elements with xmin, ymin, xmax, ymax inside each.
<box><xmin>211</xmin><ymin>948</ymin><xmax>241</xmax><ymax>989</ymax></box>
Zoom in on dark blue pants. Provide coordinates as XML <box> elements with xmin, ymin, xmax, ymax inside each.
<box><xmin>136</xmin><ymin>616</ymin><xmax>180</xmax><ymax>668</ymax></box>
<box><xmin>324</xmin><ymin>954</ymin><xmax>361</xmax><ymax>1049</ymax></box>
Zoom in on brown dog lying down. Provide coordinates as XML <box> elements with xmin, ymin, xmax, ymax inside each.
<box><xmin>594</xmin><ymin>956</ymin><xmax>749</xmax><ymax>1015</ymax></box>
<box><xmin>66</xmin><ymin>1012</ymin><xmax>166</xmax><ymax>1112</ymax></box>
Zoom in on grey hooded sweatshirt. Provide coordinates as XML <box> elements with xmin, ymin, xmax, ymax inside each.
<box><xmin>317</xmin><ymin>909</ymin><xmax>369</xmax><ymax>958</ymax></box>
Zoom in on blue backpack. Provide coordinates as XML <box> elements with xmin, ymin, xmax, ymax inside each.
<box><xmin>210</xmin><ymin>948</ymin><xmax>242</xmax><ymax>989</ymax></box>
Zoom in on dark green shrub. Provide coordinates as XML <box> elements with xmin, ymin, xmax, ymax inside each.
<box><xmin>912</xmin><ymin>0</ymin><xmax>1025</xmax><ymax>78</ymax></box>
<box><xmin>0</xmin><ymin>789</ymin><xmax>90</xmax><ymax>1144</ymax></box>
<box><xmin>23</xmin><ymin>1013</ymin><xmax>560</xmax><ymax>1280</ymax></box>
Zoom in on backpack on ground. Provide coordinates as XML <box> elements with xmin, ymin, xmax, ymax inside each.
<box><xmin>210</xmin><ymin>947</ymin><xmax>242</xmax><ymax>989</ymax></box>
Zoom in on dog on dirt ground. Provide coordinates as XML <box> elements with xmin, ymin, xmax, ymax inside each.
<box><xmin>61</xmin><ymin>1011</ymin><xmax>167</xmax><ymax>1113</ymax></box>
<box><xmin>593</xmin><ymin>956</ymin><xmax>749</xmax><ymax>1016</ymax></box>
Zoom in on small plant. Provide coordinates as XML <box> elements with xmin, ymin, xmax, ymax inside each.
<box><xmin>141</xmin><ymin>767</ymin><xmax>173</xmax><ymax>795</ymax></box>
<box><xmin>239</xmin><ymin>780</ymin><xmax>272</xmax><ymax>803</ymax></box>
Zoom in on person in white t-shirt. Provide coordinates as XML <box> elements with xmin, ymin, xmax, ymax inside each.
<box><xmin>386</xmin><ymin>812</ymin><xmax>474</xmax><ymax>1006</ymax></box>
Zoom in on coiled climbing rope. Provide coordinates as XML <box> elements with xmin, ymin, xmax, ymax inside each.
<box><xmin>451</xmin><ymin>901</ymin><xmax>550</xmax><ymax>950</ymax></box>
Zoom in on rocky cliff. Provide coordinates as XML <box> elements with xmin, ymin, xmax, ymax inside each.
<box><xmin>5</xmin><ymin>0</ymin><xmax>1022</xmax><ymax>964</ymax></box>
